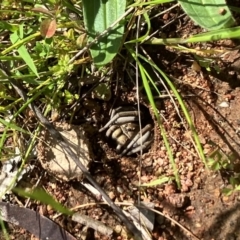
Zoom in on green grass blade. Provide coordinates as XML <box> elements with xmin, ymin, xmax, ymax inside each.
<box><xmin>0</xmin><ymin>219</ymin><xmax>9</xmax><ymax>240</ymax></box>
<box><xmin>129</xmin><ymin>0</ymin><xmax>174</xmax><ymax>7</ymax></box>
<box><xmin>179</xmin><ymin>0</ymin><xmax>235</xmax><ymax>30</ymax></box>
<box><xmin>125</xmin><ymin>12</ymin><xmax>151</xmax><ymax>43</ymax></box>
<box><xmin>82</xmin><ymin>0</ymin><xmax>126</xmax><ymax>67</ymax></box>
<box><xmin>140</xmin><ymin>176</ymin><xmax>171</xmax><ymax>187</ymax></box>
<box><xmin>13</xmin><ymin>188</ymin><xmax>73</xmax><ymax>215</ymax></box>
<box><xmin>10</xmin><ymin>31</ymin><xmax>39</xmax><ymax>77</ymax></box>
<box><xmin>0</xmin><ymin>83</ymin><xmax>50</xmax><ymax>157</ymax></box>
<box><xmin>145</xmin><ymin>26</ymin><xmax>240</xmax><ymax>45</ymax></box>
<box><xmin>140</xmin><ymin>65</ymin><xmax>181</xmax><ymax>187</ymax></box>
<box><xmin>1</xmin><ymin>32</ymin><xmax>41</xmax><ymax>55</ymax></box>
<box><xmin>126</xmin><ymin>45</ymin><xmax>181</xmax><ymax>187</ymax></box>
<box><xmin>139</xmin><ymin>54</ymin><xmax>207</xmax><ymax>167</ymax></box>
<box><xmin>0</xmin><ymin>118</ymin><xmax>29</xmax><ymax>134</ymax></box>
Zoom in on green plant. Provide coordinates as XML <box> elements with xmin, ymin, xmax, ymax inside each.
<box><xmin>207</xmin><ymin>146</ymin><xmax>240</xmax><ymax>196</ymax></box>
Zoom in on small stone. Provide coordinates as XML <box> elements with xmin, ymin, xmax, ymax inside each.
<box><xmin>191</xmin><ymin>60</ymin><xmax>201</xmax><ymax>72</ymax></box>
<box><xmin>164</xmin><ymin>184</ymin><xmax>176</xmax><ymax>195</ymax></box>
<box><xmin>195</xmin><ymin>222</ymin><xmax>202</xmax><ymax>228</ymax></box>
<box><xmin>141</xmin><ymin>175</ymin><xmax>150</xmax><ymax>182</ymax></box>
<box><xmin>222</xmin><ymin>195</ymin><xmax>229</xmax><ymax>202</ymax></box>
<box><xmin>181</xmin><ymin>184</ymin><xmax>189</xmax><ymax>192</ymax></box>
<box><xmin>108</xmin><ymin>191</ymin><xmax>115</xmax><ymax>200</ymax></box>
<box><xmin>219</xmin><ymin>101</ymin><xmax>229</xmax><ymax>108</ymax></box>
<box><xmin>162</xmin><ymin>13</ymin><xmax>169</xmax><ymax>20</ymax></box>
<box><xmin>47</xmin><ymin>204</ymin><xmax>53</xmax><ymax>212</ymax></box>
<box><xmin>185</xmin><ymin>179</ymin><xmax>193</xmax><ymax>187</ymax></box>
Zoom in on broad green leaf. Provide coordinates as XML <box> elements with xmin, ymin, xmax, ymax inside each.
<box><xmin>178</xmin><ymin>0</ymin><xmax>235</xmax><ymax>30</ymax></box>
<box><xmin>14</xmin><ymin>188</ymin><xmax>73</xmax><ymax>215</ymax></box>
<box><xmin>82</xmin><ymin>0</ymin><xmax>126</xmax><ymax>67</ymax></box>
<box><xmin>10</xmin><ymin>30</ymin><xmax>39</xmax><ymax>77</ymax></box>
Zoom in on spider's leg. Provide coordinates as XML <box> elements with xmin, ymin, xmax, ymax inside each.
<box><xmin>99</xmin><ymin>111</ymin><xmax>139</xmax><ymax>132</ymax></box>
<box><xmin>121</xmin><ymin>124</ymin><xmax>152</xmax><ymax>156</ymax></box>
<box><xmin>99</xmin><ymin>114</ymin><xmax>121</xmax><ymax>132</ymax></box>
<box><xmin>126</xmin><ymin>139</ymin><xmax>153</xmax><ymax>156</ymax></box>
<box><xmin>116</xmin><ymin>143</ymin><xmax>123</xmax><ymax>152</ymax></box>
<box><xmin>106</xmin><ymin>125</ymin><xmax>119</xmax><ymax>137</ymax></box>
<box><xmin>110</xmin><ymin>106</ymin><xmax>136</xmax><ymax>119</ymax></box>
<box><xmin>116</xmin><ymin>134</ymin><xmax>129</xmax><ymax>152</ymax></box>
<box><xmin>106</xmin><ymin>125</ymin><xmax>128</xmax><ymax>152</ymax></box>
<box><xmin>133</xmin><ymin>130</ymin><xmax>151</xmax><ymax>148</ymax></box>
<box><xmin>115</xmin><ymin>115</ymin><xmax>138</xmax><ymax>124</ymax></box>
<box><xmin>109</xmin><ymin>108</ymin><xmax>117</xmax><ymax>119</ymax></box>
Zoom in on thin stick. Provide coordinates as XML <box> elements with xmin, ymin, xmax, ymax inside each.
<box><xmin>72</xmin><ymin>213</ymin><xmax>113</xmax><ymax>236</ymax></box>
<box><xmin>55</xmin><ymin>201</ymin><xmax>200</xmax><ymax>240</ymax></box>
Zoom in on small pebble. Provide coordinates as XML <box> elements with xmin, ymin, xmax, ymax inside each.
<box><xmin>219</xmin><ymin>101</ymin><xmax>229</xmax><ymax>108</ymax></box>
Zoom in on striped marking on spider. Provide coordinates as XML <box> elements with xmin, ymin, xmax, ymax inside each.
<box><xmin>99</xmin><ymin>106</ymin><xmax>153</xmax><ymax>156</ymax></box>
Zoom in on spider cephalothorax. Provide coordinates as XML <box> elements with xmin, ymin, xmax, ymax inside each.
<box><xmin>99</xmin><ymin>106</ymin><xmax>153</xmax><ymax>155</ymax></box>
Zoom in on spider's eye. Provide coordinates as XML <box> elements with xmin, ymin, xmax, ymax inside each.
<box><xmin>125</xmin><ymin>123</ymin><xmax>138</xmax><ymax>131</ymax></box>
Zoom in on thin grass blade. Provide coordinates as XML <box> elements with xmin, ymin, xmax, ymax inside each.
<box><xmin>139</xmin><ymin>55</ymin><xmax>207</xmax><ymax>168</ymax></box>
<box><xmin>10</xmin><ymin>31</ymin><xmax>39</xmax><ymax>77</ymax></box>
<box><xmin>13</xmin><ymin>188</ymin><xmax>73</xmax><ymax>215</ymax></box>
<box><xmin>145</xmin><ymin>26</ymin><xmax>240</xmax><ymax>45</ymax></box>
